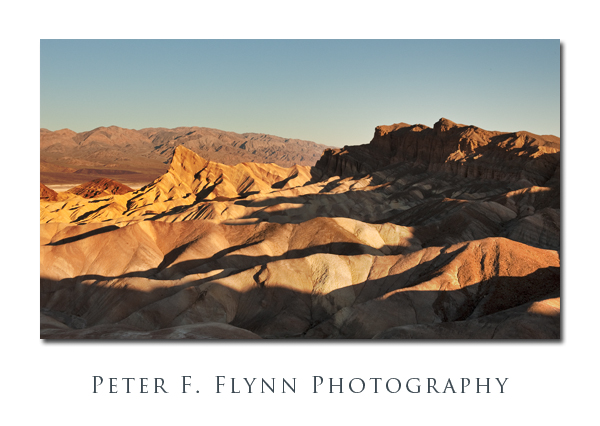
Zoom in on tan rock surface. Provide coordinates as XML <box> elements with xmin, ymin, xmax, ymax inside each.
<box><xmin>41</xmin><ymin>216</ymin><xmax>559</xmax><ymax>338</ymax></box>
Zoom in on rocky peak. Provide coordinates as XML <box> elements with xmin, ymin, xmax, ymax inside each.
<box><xmin>166</xmin><ymin>145</ymin><xmax>210</xmax><ymax>185</ymax></box>
<box><xmin>433</xmin><ymin>117</ymin><xmax>460</xmax><ymax>134</ymax></box>
<box><xmin>374</xmin><ymin>122</ymin><xmax>412</xmax><ymax>138</ymax></box>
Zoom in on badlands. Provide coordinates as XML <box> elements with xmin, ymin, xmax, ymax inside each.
<box><xmin>40</xmin><ymin>118</ymin><xmax>560</xmax><ymax>339</ymax></box>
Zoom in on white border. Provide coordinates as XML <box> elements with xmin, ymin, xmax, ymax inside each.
<box><xmin>3</xmin><ymin>2</ymin><xmax>596</xmax><ymax>424</ymax></box>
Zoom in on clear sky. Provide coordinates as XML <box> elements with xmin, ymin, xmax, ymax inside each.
<box><xmin>40</xmin><ymin>39</ymin><xmax>560</xmax><ymax>147</ymax></box>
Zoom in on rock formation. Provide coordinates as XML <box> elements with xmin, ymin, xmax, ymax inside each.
<box><xmin>40</xmin><ymin>183</ymin><xmax>58</xmax><ymax>201</ymax></box>
<box><xmin>40</xmin><ymin>118</ymin><xmax>560</xmax><ymax>339</ymax></box>
<box><xmin>314</xmin><ymin>118</ymin><xmax>559</xmax><ymax>185</ymax></box>
<box><xmin>66</xmin><ymin>178</ymin><xmax>134</xmax><ymax>199</ymax></box>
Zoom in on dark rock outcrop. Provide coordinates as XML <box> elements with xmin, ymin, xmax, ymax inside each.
<box><xmin>314</xmin><ymin>118</ymin><xmax>560</xmax><ymax>186</ymax></box>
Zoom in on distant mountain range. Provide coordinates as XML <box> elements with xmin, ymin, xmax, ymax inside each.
<box><xmin>40</xmin><ymin>125</ymin><xmax>332</xmax><ymax>185</ymax></box>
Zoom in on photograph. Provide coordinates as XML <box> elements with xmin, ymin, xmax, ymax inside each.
<box><xmin>39</xmin><ymin>39</ymin><xmax>560</xmax><ymax>340</ymax></box>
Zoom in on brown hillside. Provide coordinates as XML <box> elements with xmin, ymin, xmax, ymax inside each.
<box><xmin>40</xmin><ymin>183</ymin><xmax>58</xmax><ymax>201</ymax></box>
<box><xmin>67</xmin><ymin>178</ymin><xmax>134</xmax><ymax>199</ymax></box>
<box><xmin>40</xmin><ymin>125</ymin><xmax>331</xmax><ymax>185</ymax></box>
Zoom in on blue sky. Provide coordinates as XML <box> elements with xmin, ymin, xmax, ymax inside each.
<box><xmin>40</xmin><ymin>39</ymin><xmax>560</xmax><ymax>147</ymax></box>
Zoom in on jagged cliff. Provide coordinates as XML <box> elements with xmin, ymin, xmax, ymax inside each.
<box><xmin>314</xmin><ymin>118</ymin><xmax>560</xmax><ymax>186</ymax></box>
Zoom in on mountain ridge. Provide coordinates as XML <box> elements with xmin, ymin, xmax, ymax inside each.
<box><xmin>41</xmin><ymin>125</ymin><xmax>332</xmax><ymax>186</ymax></box>
<box><xmin>314</xmin><ymin>117</ymin><xmax>560</xmax><ymax>186</ymax></box>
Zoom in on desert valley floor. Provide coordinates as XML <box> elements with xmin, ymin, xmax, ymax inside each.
<box><xmin>40</xmin><ymin>118</ymin><xmax>560</xmax><ymax>339</ymax></box>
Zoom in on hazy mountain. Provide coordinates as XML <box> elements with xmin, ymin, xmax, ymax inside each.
<box><xmin>40</xmin><ymin>125</ymin><xmax>331</xmax><ymax>185</ymax></box>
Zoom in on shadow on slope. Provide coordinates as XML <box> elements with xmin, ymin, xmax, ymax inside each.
<box><xmin>41</xmin><ymin>239</ymin><xmax>559</xmax><ymax>340</ymax></box>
